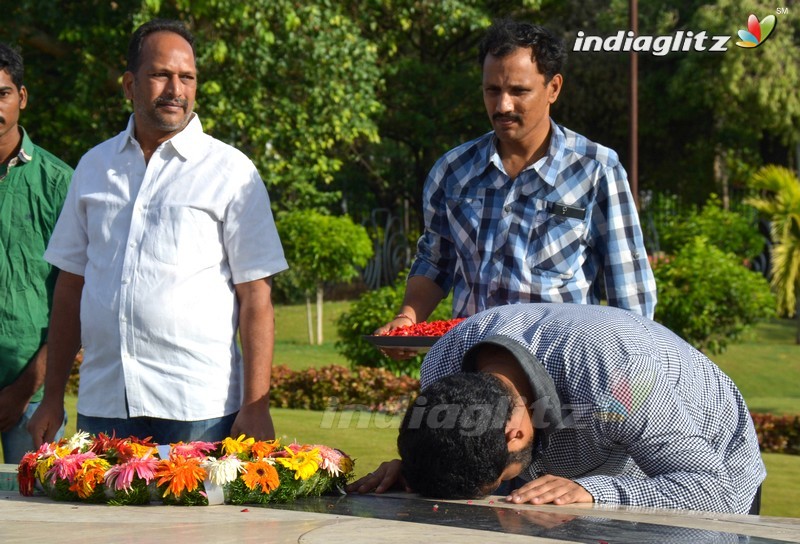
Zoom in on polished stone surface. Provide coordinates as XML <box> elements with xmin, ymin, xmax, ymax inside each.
<box><xmin>2</xmin><ymin>486</ymin><xmax>800</xmax><ymax>543</ymax></box>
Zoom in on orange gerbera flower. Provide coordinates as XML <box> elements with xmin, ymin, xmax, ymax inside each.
<box><xmin>251</xmin><ymin>439</ymin><xmax>281</xmax><ymax>459</ymax></box>
<box><xmin>70</xmin><ymin>458</ymin><xmax>111</xmax><ymax>499</ymax></box>
<box><xmin>155</xmin><ymin>455</ymin><xmax>206</xmax><ymax>498</ymax></box>
<box><xmin>241</xmin><ymin>460</ymin><xmax>280</xmax><ymax>494</ymax></box>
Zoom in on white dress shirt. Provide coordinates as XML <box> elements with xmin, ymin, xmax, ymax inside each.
<box><xmin>45</xmin><ymin>115</ymin><xmax>288</xmax><ymax>420</ymax></box>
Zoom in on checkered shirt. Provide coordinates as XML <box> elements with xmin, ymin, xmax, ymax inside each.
<box><xmin>420</xmin><ymin>303</ymin><xmax>765</xmax><ymax>513</ymax></box>
<box><xmin>409</xmin><ymin>120</ymin><xmax>657</xmax><ymax>319</ymax></box>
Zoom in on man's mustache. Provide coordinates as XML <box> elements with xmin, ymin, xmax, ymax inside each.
<box><xmin>154</xmin><ymin>97</ymin><xmax>188</xmax><ymax>109</ymax></box>
<box><xmin>493</xmin><ymin>113</ymin><xmax>522</xmax><ymax>123</ymax></box>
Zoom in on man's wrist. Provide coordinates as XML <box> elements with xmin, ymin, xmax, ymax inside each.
<box><xmin>394</xmin><ymin>313</ymin><xmax>416</xmax><ymax>324</ymax></box>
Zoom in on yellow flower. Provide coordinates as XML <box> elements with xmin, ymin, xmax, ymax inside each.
<box><xmin>35</xmin><ymin>457</ymin><xmax>55</xmax><ymax>483</ymax></box>
<box><xmin>69</xmin><ymin>458</ymin><xmax>111</xmax><ymax>499</ymax></box>
<box><xmin>129</xmin><ymin>443</ymin><xmax>157</xmax><ymax>458</ymax></box>
<box><xmin>338</xmin><ymin>456</ymin><xmax>354</xmax><ymax>475</ymax></box>
<box><xmin>221</xmin><ymin>434</ymin><xmax>255</xmax><ymax>456</ymax></box>
<box><xmin>275</xmin><ymin>447</ymin><xmax>321</xmax><ymax>480</ymax></box>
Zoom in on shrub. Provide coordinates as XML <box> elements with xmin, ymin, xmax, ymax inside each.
<box><xmin>335</xmin><ymin>272</ymin><xmax>453</xmax><ymax>377</ymax></box>
<box><xmin>751</xmin><ymin>413</ymin><xmax>800</xmax><ymax>455</ymax></box>
<box><xmin>652</xmin><ymin>194</ymin><xmax>765</xmax><ymax>261</ymax></box>
<box><xmin>653</xmin><ymin>236</ymin><xmax>775</xmax><ymax>354</ymax></box>
<box><xmin>270</xmin><ymin>364</ymin><xmax>418</xmax><ymax>414</ymax></box>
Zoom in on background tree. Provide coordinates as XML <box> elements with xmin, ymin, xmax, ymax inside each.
<box><xmin>334</xmin><ymin>0</ymin><xmax>549</xmax><ymax>226</ymax></box>
<box><xmin>669</xmin><ymin>0</ymin><xmax>800</xmax><ymax>207</ymax></box>
<box><xmin>278</xmin><ymin>211</ymin><xmax>373</xmax><ymax>345</ymax></box>
<box><xmin>5</xmin><ymin>0</ymin><xmax>384</xmax><ymax>213</ymax></box>
<box><xmin>746</xmin><ymin>165</ymin><xmax>800</xmax><ymax>342</ymax></box>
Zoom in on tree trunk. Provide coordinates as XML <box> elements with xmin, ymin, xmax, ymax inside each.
<box><xmin>316</xmin><ymin>285</ymin><xmax>324</xmax><ymax>345</ymax></box>
<box><xmin>305</xmin><ymin>294</ymin><xmax>314</xmax><ymax>345</ymax></box>
<box><xmin>713</xmin><ymin>145</ymin><xmax>730</xmax><ymax>210</ymax></box>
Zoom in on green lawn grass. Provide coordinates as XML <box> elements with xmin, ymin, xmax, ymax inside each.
<box><xmin>710</xmin><ymin>319</ymin><xmax>800</xmax><ymax>415</ymax></box>
<box><xmin>6</xmin><ymin>305</ymin><xmax>799</xmax><ymax>518</ymax></box>
<box><xmin>273</xmin><ymin>300</ymin><xmax>352</xmax><ymax>370</ymax></box>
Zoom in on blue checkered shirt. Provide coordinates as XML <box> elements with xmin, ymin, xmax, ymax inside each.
<box><xmin>409</xmin><ymin>120</ymin><xmax>656</xmax><ymax>319</ymax></box>
<box><xmin>421</xmin><ymin>303</ymin><xmax>765</xmax><ymax>513</ymax></box>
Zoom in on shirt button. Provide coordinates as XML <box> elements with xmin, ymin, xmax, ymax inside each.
<box><xmin>121</xmin><ymin>278</ymin><xmax>129</xmax><ymax>284</ymax></box>
<box><xmin>503</xmin><ymin>205</ymin><xmax>512</xmax><ymax>213</ymax></box>
<box><xmin>129</xmin><ymin>241</ymin><xmax>137</xmax><ymax>248</ymax></box>
<box><xmin>633</xmin><ymin>251</ymin><xmax>640</xmax><ymax>259</ymax></box>
<box><xmin>121</xmin><ymin>316</ymin><xmax>128</xmax><ymax>323</ymax></box>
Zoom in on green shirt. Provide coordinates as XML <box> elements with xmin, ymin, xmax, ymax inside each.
<box><xmin>0</xmin><ymin>128</ymin><xmax>72</xmax><ymax>400</ymax></box>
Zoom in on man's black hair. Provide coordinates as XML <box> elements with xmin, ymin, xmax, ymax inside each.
<box><xmin>127</xmin><ymin>18</ymin><xmax>196</xmax><ymax>73</ymax></box>
<box><xmin>397</xmin><ymin>372</ymin><xmax>516</xmax><ymax>499</ymax></box>
<box><xmin>0</xmin><ymin>42</ymin><xmax>24</xmax><ymax>90</ymax></box>
<box><xmin>478</xmin><ymin>19</ymin><xmax>566</xmax><ymax>82</ymax></box>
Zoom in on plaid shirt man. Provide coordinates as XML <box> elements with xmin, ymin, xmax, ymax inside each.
<box><xmin>409</xmin><ymin>119</ymin><xmax>656</xmax><ymax>319</ymax></box>
<box><xmin>421</xmin><ymin>303</ymin><xmax>765</xmax><ymax>513</ymax></box>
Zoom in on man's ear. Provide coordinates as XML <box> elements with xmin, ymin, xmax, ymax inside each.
<box><xmin>546</xmin><ymin>73</ymin><xmax>562</xmax><ymax>105</ymax></box>
<box><xmin>504</xmin><ymin>424</ymin><xmax>526</xmax><ymax>446</ymax></box>
<box><xmin>19</xmin><ymin>85</ymin><xmax>27</xmax><ymax>110</ymax></box>
<box><xmin>122</xmin><ymin>71</ymin><xmax>135</xmax><ymax>100</ymax></box>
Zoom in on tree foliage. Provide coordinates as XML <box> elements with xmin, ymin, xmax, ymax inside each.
<box><xmin>746</xmin><ymin>165</ymin><xmax>800</xmax><ymax>323</ymax></box>
<box><xmin>3</xmin><ymin>0</ymin><xmax>797</xmax><ymax>230</ymax></box>
<box><xmin>278</xmin><ymin>210</ymin><xmax>373</xmax><ymax>343</ymax></box>
<box><xmin>656</xmin><ymin>194</ymin><xmax>764</xmax><ymax>259</ymax></box>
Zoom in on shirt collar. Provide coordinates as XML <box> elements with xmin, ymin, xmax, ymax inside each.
<box><xmin>485</xmin><ymin>118</ymin><xmax>566</xmax><ymax>186</ymax></box>
<box><xmin>0</xmin><ymin>127</ymin><xmax>33</xmax><ymax>180</ymax></box>
<box><xmin>118</xmin><ymin>113</ymin><xmax>204</xmax><ymax>159</ymax></box>
<box><xmin>533</xmin><ymin>119</ymin><xmax>566</xmax><ymax>187</ymax></box>
<box><xmin>17</xmin><ymin>127</ymin><xmax>34</xmax><ymax>163</ymax></box>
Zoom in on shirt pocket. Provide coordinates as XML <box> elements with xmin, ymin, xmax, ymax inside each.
<box><xmin>150</xmin><ymin>206</ymin><xmax>222</xmax><ymax>269</ymax></box>
<box><xmin>526</xmin><ymin>199</ymin><xmax>588</xmax><ymax>278</ymax></box>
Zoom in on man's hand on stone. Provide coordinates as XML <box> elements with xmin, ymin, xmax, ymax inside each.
<box><xmin>346</xmin><ymin>459</ymin><xmax>408</xmax><ymax>494</ymax></box>
<box><xmin>505</xmin><ymin>474</ymin><xmax>593</xmax><ymax>505</ymax></box>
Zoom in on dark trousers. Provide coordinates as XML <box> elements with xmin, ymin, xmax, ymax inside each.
<box><xmin>749</xmin><ymin>485</ymin><xmax>762</xmax><ymax>515</ymax></box>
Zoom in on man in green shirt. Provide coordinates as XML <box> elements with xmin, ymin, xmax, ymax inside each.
<box><xmin>0</xmin><ymin>42</ymin><xmax>72</xmax><ymax>463</ymax></box>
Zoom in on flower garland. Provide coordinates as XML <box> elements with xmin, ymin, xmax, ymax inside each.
<box><xmin>17</xmin><ymin>432</ymin><xmax>354</xmax><ymax>506</ymax></box>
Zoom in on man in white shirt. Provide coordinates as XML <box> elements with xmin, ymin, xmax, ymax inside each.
<box><xmin>28</xmin><ymin>19</ymin><xmax>288</xmax><ymax>445</ymax></box>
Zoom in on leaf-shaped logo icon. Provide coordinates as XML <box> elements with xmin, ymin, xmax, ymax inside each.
<box><xmin>736</xmin><ymin>14</ymin><xmax>777</xmax><ymax>48</ymax></box>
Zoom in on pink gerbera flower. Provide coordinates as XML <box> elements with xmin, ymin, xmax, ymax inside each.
<box><xmin>105</xmin><ymin>455</ymin><xmax>160</xmax><ymax>491</ymax></box>
<box><xmin>47</xmin><ymin>452</ymin><xmax>97</xmax><ymax>484</ymax></box>
<box><xmin>313</xmin><ymin>445</ymin><xmax>347</xmax><ymax>477</ymax></box>
<box><xmin>170</xmin><ymin>441</ymin><xmax>217</xmax><ymax>459</ymax></box>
